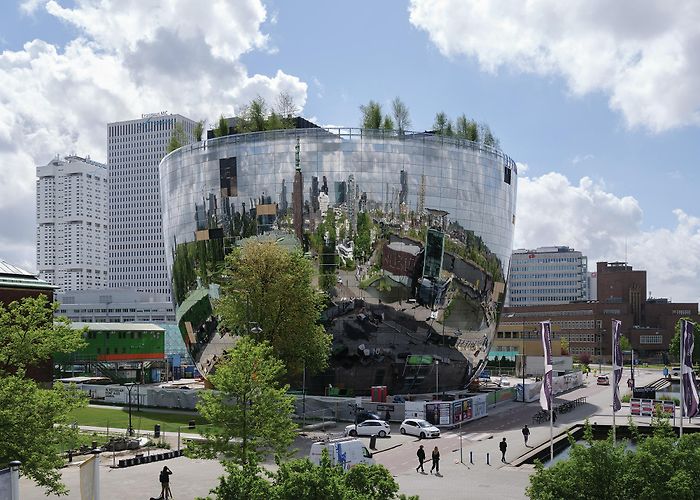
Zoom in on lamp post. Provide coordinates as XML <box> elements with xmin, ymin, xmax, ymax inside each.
<box><xmin>435</xmin><ymin>359</ymin><xmax>439</xmax><ymax>398</ymax></box>
<box><xmin>124</xmin><ymin>382</ymin><xmax>137</xmax><ymax>436</ymax></box>
<box><xmin>521</xmin><ymin>329</ymin><xmax>526</xmax><ymax>403</ymax></box>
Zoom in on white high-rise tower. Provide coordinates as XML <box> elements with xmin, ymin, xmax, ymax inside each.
<box><xmin>108</xmin><ymin>113</ymin><xmax>195</xmax><ymax>299</ymax></box>
<box><xmin>36</xmin><ymin>155</ymin><xmax>108</xmax><ymax>291</ymax></box>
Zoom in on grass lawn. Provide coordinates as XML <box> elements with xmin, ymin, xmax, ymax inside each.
<box><xmin>68</xmin><ymin>406</ymin><xmax>208</xmax><ymax>433</ymax></box>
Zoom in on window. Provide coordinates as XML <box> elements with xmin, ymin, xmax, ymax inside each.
<box><xmin>504</xmin><ymin>166</ymin><xmax>512</xmax><ymax>184</ymax></box>
<box><xmin>640</xmin><ymin>335</ymin><xmax>662</xmax><ymax>344</ymax></box>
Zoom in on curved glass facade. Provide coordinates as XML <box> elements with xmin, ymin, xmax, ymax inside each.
<box><xmin>160</xmin><ymin>127</ymin><xmax>518</xmax><ymax>394</ymax></box>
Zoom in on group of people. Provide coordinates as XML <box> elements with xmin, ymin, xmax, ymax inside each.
<box><xmin>415</xmin><ymin>445</ymin><xmax>441</xmax><ymax>475</ymax></box>
<box><xmin>414</xmin><ymin>425</ymin><xmax>534</xmax><ymax>472</ymax></box>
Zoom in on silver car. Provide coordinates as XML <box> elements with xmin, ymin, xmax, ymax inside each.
<box><xmin>399</xmin><ymin>418</ymin><xmax>441</xmax><ymax>439</ymax></box>
<box><xmin>345</xmin><ymin>419</ymin><xmax>391</xmax><ymax>438</ymax></box>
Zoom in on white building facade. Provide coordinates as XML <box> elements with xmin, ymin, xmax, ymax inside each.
<box><xmin>36</xmin><ymin>155</ymin><xmax>108</xmax><ymax>290</ymax></box>
<box><xmin>55</xmin><ymin>288</ymin><xmax>175</xmax><ymax>323</ymax></box>
<box><xmin>108</xmin><ymin>113</ymin><xmax>195</xmax><ymax>300</ymax></box>
<box><xmin>507</xmin><ymin>246</ymin><xmax>588</xmax><ymax>307</ymax></box>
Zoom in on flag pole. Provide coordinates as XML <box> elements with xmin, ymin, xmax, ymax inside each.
<box><xmin>681</xmin><ymin>319</ymin><xmax>685</xmax><ymax>438</ymax></box>
<box><xmin>612</xmin><ymin>320</ymin><xmax>616</xmax><ymax>445</ymax></box>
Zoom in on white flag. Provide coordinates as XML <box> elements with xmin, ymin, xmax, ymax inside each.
<box><xmin>80</xmin><ymin>454</ymin><xmax>99</xmax><ymax>500</ymax></box>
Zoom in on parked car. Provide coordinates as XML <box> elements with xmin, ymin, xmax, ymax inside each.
<box><xmin>345</xmin><ymin>419</ymin><xmax>391</xmax><ymax>437</ymax></box>
<box><xmin>355</xmin><ymin>411</ymin><xmax>380</xmax><ymax>424</ymax></box>
<box><xmin>597</xmin><ymin>375</ymin><xmax>610</xmax><ymax>385</ymax></box>
<box><xmin>399</xmin><ymin>419</ymin><xmax>441</xmax><ymax>439</ymax></box>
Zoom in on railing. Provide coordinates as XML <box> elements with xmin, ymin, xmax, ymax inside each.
<box><xmin>164</xmin><ymin>126</ymin><xmax>517</xmax><ymax>171</ymax></box>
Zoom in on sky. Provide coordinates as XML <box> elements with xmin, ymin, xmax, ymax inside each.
<box><xmin>1</xmin><ymin>0</ymin><xmax>699</xmax><ymax>303</ymax></box>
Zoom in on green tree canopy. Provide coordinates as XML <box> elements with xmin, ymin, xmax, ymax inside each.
<box><xmin>382</xmin><ymin>115</ymin><xmax>394</xmax><ymax>131</ymax></box>
<box><xmin>216</xmin><ymin>241</ymin><xmax>331</xmax><ymax>374</ymax></box>
<box><xmin>433</xmin><ymin>112</ymin><xmax>449</xmax><ymax>135</ymax></box>
<box><xmin>166</xmin><ymin>122</ymin><xmax>187</xmax><ymax>153</ymax></box>
<box><xmin>360</xmin><ymin>100</ymin><xmax>383</xmax><ymax>129</ymax></box>
<box><xmin>0</xmin><ymin>376</ymin><xmax>86</xmax><ymax>495</ymax></box>
<box><xmin>214</xmin><ymin>115</ymin><xmax>229</xmax><ymax>137</ymax></box>
<box><xmin>669</xmin><ymin>318</ymin><xmax>699</xmax><ymax>363</ymax></box>
<box><xmin>206</xmin><ymin>451</ymin><xmax>410</xmax><ymax>500</ymax></box>
<box><xmin>194</xmin><ymin>120</ymin><xmax>204</xmax><ymax>141</ymax></box>
<box><xmin>190</xmin><ymin>337</ymin><xmax>296</xmax><ymax>468</ymax></box>
<box><xmin>0</xmin><ymin>295</ymin><xmax>86</xmax><ymax>376</ymax></box>
<box><xmin>527</xmin><ymin>418</ymin><xmax>700</xmax><ymax>500</ymax></box>
<box><xmin>0</xmin><ymin>295</ymin><xmax>87</xmax><ymax>495</ymax></box>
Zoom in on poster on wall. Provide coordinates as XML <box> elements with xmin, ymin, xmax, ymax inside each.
<box><xmin>425</xmin><ymin>403</ymin><xmax>438</xmax><ymax>425</ymax></box>
<box><xmin>439</xmin><ymin>403</ymin><xmax>451</xmax><ymax>425</ymax></box>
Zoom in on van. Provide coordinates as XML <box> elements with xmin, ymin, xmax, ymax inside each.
<box><xmin>309</xmin><ymin>438</ymin><xmax>374</xmax><ymax>470</ymax></box>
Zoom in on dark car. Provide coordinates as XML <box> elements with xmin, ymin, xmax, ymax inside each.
<box><xmin>356</xmin><ymin>411</ymin><xmax>380</xmax><ymax>424</ymax></box>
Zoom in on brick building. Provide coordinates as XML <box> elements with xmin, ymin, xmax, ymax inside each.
<box><xmin>498</xmin><ymin>260</ymin><xmax>699</xmax><ymax>363</ymax></box>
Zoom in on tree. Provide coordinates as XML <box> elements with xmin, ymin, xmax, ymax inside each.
<box><xmin>465</xmin><ymin>119</ymin><xmax>479</xmax><ymax>142</ymax></box>
<box><xmin>382</xmin><ymin>115</ymin><xmax>394</xmax><ymax>131</ymax></box>
<box><xmin>241</xmin><ymin>96</ymin><xmax>268</xmax><ymax>132</ymax></box>
<box><xmin>194</xmin><ymin>120</ymin><xmax>205</xmax><ymax>141</ymax></box>
<box><xmin>216</xmin><ymin>241</ymin><xmax>331</xmax><ymax>374</ymax></box>
<box><xmin>0</xmin><ymin>295</ymin><xmax>86</xmax><ymax>376</ymax></box>
<box><xmin>619</xmin><ymin>335</ymin><xmax>632</xmax><ymax>353</ymax></box>
<box><xmin>560</xmin><ymin>337</ymin><xmax>570</xmax><ymax>356</ymax></box>
<box><xmin>0</xmin><ymin>295</ymin><xmax>87</xmax><ymax>495</ymax></box>
<box><xmin>433</xmin><ymin>112</ymin><xmax>449</xmax><ymax>135</ymax></box>
<box><xmin>167</xmin><ymin>122</ymin><xmax>187</xmax><ymax>153</ymax></box>
<box><xmin>0</xmin><ymin>376</ymin><xmax>86</xmax><ymax>495</ymax></box>
<box><xmin>527</xmin><ymin>418</ymin><xmax>700</xmax><ymax>500</ymax></box>
<box><xmin>578</xmin><ymin>352</ymin><xmax>592</xmax><ymax>366</ymax></box>
<box><xmin>360</xmin><ymin>100</ymin><xmax>383</xmax><ymax>129</ymax></box>
<box><xmin>191</xmin><ymin>337</ymin><xmax>296</xmax><ymax>468</ymax></box>
<box><xmin>391</xmin><ymin>97</ymin><xmax>411</xmax><ymax>134</ymax></box>
<box><xmin>480</xmin><ymin>122</ymin><xmax>499</xmax><ymax>148</ymax></box>
<box><xmin>214</xmin><ymin>115</ymin><xmax>229</xmax><ymax>138</ymax></box>
<box><xmin>669</xmin><ymin>318</ymin><xmax>698</xmax><ymax>363</ymax></box>
<box><xmin>206</xmin><ymin>450</ymin><xmax>408</xmax><ymax>500</ymax></box>
<box><xmin>276</xmin><ymin>91</ymin><xmax>299</xmax><ymax>127</ymax></box>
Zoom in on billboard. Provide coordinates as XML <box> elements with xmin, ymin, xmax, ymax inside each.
<box><xmin>423</xmin><ymin>228</ymin><xmax>445</xmax><ymax>279</ymax></box>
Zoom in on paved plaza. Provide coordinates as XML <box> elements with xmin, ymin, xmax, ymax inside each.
<box><xmin>19</xmin><ymin>367</ymin><xmax>686</xmax><ymax>499</ymax></box>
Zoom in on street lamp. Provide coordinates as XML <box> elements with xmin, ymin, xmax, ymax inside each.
<box><xmin>435</xmin><ymin>359</ymin><xmax>439</xmax><ymax>398</ymax></box>
<box><xmin>123</xmin><ymin>382</ymin><xmax>138</xmax><ymax>436</ymax></box>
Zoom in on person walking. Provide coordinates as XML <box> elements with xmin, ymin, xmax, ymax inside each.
<box><xmin>159</xmin><ymin>466</ymin><xmax>173</xmax><ymax>499</ymax></box>
<box><xmin>416</xmin><ymin>445</ymin><xmax>426</xmax><ymax>473</ymax></box>
<box><xmin>522</xmin><ymin>425</ymin><xmax>530</xmax><ymax>447</ymax></box>
<box><xmin>499</xmin><ymin>437</ymin><xmax>508</xmax><ymax>463</ymax></box>
<box><xmin>430</xmin><ymin>446</ymin><xmax>440</xmax><ymax>474</ymax></box>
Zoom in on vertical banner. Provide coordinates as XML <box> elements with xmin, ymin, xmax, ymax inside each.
<box><xmin>0</xmin><ymin>467</ymin><xmax>11</xmax><ymax>500</ymax></box>
<box><xmin>539</xmin><ymin>321</ymin><xmax>552</xmax><ymax>411</ymax></box>
<box><xmin>682</xmin><ymin>319</ymin><xmax>699</xmax><ymax>418</ymax></box>
<box><xmin>80</xmin><ymin>454</ymin><xmax>100</xmax><ymax>500</ymax></box>
<box><xmin>612</xmin><ymin>320</ymin><xmax>623</xmax><ymax>412</ymax></box>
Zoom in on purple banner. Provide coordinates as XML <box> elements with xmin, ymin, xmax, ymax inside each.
<box><xmin>612</xmin><ymin>319</ymin><xmax>622</xmax><ymax>412</ymax></box>
<box><xmin>682</xmin><ymin>319</ymin><xmax>699</xmax><ymax>418</ymax></box>
<box><xmin>539</xmin><ymin>321</ymin><xmax>552</xmax><ymax>411</ymax></box>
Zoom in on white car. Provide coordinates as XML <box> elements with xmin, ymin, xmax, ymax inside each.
<box><xmin>344</xmin><ymin>419</ymin><xmax>391</xmax><ymax>438</ymax></box>
<box><xmin>399</xmin><ymin>419</ymin><xmax>441</xmax><ymax>439</ymax></box>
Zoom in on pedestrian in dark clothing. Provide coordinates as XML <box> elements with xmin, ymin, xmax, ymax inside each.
<box><xmin>522</xmin><ymin>425</ymin><xmax>530</xmax><ymax>446</ymax></box>
<box><xmin>430</xmin><ymin>446</ymin><xmax>440</xmax><ymax>474</ymax></box>
<box><xmin>416</xmin><ymin>445</ymin><xmax>426</xmax><ymax>473</ymax></box>
<box><xmin>385</xmin><ymin>410</ymin><xmax>391</xmax><ymax>422</ymax></box>
<box><xmin>159</xmin><ymin>466</ymin><xmax>172</xmax><ymax>499</ymax></box>
<box><xmin>499</xmin><ymin>437</ymin><xmax>507</xmax><ymax>463</ymax></box>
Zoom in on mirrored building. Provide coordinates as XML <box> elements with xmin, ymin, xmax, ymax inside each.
<box><xmin>159</xmin><ymin>126</ymin><xmax>518</xmax><ymax>394</ymax></box>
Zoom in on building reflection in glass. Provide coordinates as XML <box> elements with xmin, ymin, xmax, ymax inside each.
<box><xmin>159</xmin><ymin>127</ymin><xmax>517</xmax><ymax>394</ymax></box>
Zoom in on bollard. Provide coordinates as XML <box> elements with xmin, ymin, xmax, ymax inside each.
<box><xmin>470</xmin><ymin>451</ymin><xmax>473</xmax><ymax>464</ymax></box>
<box><xmin>486</xmin><ymin>452</ymin><xmax>490</xmax><ymax>466</ymax></box>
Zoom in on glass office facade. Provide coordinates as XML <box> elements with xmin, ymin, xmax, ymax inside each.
<box><xmin>159</xmin><ymin>127</ymin><xmax>518</xmax><ymax>394</ymax></box>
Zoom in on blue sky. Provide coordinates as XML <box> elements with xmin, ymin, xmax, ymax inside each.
<box><xmin>1</xmin><ymin>0</ymin><xmax>699</xmax><ymax>301</ymax></box>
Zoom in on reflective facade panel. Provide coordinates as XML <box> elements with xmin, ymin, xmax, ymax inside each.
<box><xmin>160</xmin><ymin>127</ymin><xmax>518</xmax><ymax>394</ymax></box>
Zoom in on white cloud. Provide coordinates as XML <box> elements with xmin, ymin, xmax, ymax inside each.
<box><xmin>0</xmin><ymin>0</ymin><xmax>307</xmax><ymax>271</ymax></box>
<box><xmin>515</xmin><ymin>172</ymin><xmax>700</xmax><ymax>302</ymax></box>
<box><xmin>571</xmin><ymin>154</ymin><xmax>595</xmax><ymax>165</ymax></box>
<box><xmin>19</xmin><ymin>0</ymin><xmax>44</xmax><ymax>15</ymax></box>
<box><xmin>409</xmin><ymin>0</ymin><xmax>700</xmax><ymax>132</ymax></box>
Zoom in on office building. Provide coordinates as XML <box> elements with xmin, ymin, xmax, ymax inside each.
<box><xmin>56</xmin><ymin>288</ymin><xmax>175</xmax><ymax>323</ymax></box>
<box><xmin>507</xmin><ymin>246</ymin><xmax>588</xmax><ymax>306</ymax></box>
<box><xmin>36</xmin><ymin>155</ymin><xmax>108</xmax><ymax>291</ymax></box>
<box><xmin>108</xmin><ymin>113</ymin><xmax>195</xmax><ymax>300</ymax></box>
